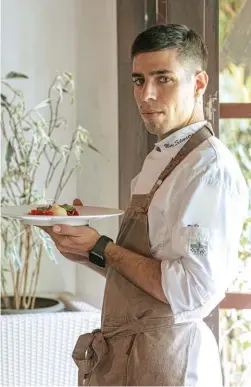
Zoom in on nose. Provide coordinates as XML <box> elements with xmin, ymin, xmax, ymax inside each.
<box><xmin>141</xmin><ymin>81</ymin><xmax>157</xmax><ymax>102</ymax></box>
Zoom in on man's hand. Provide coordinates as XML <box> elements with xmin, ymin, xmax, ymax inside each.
<box><xmin>40</xmin><ymin>199</ymin><xmax>100</xmax><ymax>264</ymax></box>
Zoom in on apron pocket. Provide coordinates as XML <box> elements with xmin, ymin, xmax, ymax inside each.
<box><xmin>87</xmin><ymin>335</ymin><xmax>136</xmax><ymax>386</ymax></box>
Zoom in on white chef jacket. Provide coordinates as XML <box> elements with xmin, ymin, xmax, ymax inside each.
<box><xmin>131</xmin><ymin>121</ymin><xmax>249</xmax><ymax>323</ymax></box>
<box><xmin>131</xmin><ymin>121</ymin><xmax>248</xmax><ymax>385</ymax></box>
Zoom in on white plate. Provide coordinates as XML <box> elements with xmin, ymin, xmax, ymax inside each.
<box><xmin>1</xmin><ymin>205</ymin><xmax>124</xmax><ymax>226</ymax></box>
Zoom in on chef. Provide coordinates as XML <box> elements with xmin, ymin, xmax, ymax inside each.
<box><xmin>42</xmin><ymin>24</ymin><xmax>248</xmax><ymax>386</ymax></box>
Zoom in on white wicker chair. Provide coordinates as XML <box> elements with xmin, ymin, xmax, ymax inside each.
<box><xmin>0</xmin><ymin>301</ymin><xmax>101</xmax><ymax>386</ymax></box>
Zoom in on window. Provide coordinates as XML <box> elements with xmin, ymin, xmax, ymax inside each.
<box><xmin>219</xmin><ymin>1</ymin><xmax>251</xmax><ymax>386</ymax></box>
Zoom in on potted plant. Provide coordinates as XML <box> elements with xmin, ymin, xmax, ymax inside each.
<box><xmin>1</xmin><ymin>71</ymin><xmax>98</xmax><ymax>313</ymax></box>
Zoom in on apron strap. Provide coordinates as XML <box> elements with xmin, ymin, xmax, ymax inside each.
<box><xmin>149</xmin><ymin>123</ymin><xmax>214</xmax><ymax>199</ymax></box>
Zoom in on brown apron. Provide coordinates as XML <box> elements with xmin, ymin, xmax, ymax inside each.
<box><xmin>73</xmin><ymin>124</ymin><xmax>215</xmax><ymax>386</ymax></box>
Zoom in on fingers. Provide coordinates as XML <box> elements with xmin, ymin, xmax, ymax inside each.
<box><xmin>39</xmin><ymin>226</ymin><xmax>69</xmax><ymax>251</ymax></box>
<box><xmin>73</xmin><ymin>198</ymin><xmax>83</xmax><ymax>206</ymax></box>
<box><xmin>52</xmin><ymin>224</ymin><xmax>89</xmax><ymax>236</ymax></box>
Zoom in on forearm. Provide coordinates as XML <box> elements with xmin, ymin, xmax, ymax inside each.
<box><xmin>63</xmin><ymin>252</ymin><xmax>107</xmax><ymax>278</ymax></box>
<box><xmin>104</xmin><ymin>242</ymin><xmax>168</xmax><ymax>304</ymax></box>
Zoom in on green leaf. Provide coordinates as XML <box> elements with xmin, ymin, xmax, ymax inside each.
<box><xmin>6</xmin><ymin>246</ymin><xmax>22</xmax><ymax>271</ymax></box>
<box><xmin>5</xmin><ymin>71</ymin><xmax>29</xmax><ymax>79</ymax></box>
<box><xmin>64</xmin><ymin>72</ymin><xmax>72</xmax><ymax>80</ymax></box>
<box><xmin>242</xmin><ymin>321</ymin><xmax>251</xmax><ymax>331</ymax></box>
<box><xmin>242</xmin><ymin>341</ymin><xmax>251</xmax><ymax>350</ymax></box>
<box><xmin>34</xmin><ymin>98</ymin><xmax>50</xmax><ymax>110</ymax></box>
<box><xmin>1</xmin><ymin>93</ymin><xmax>10</xmax><ymax>107</ymax></box>
<box><xmin>36</xmin><ymin>228</ymin><xmax>57</xmax><ymax>264</ymax></box>
<box><xmin>1</xmin><ymin>93</ymin><xmax>7</xmax><ymax>102</ymax></box>
<box><xmin>5</xmin><ymin>141</ymin><xmax>15</xmax><ymax>167</ymax></box>
<box><xmin>61</xmin><ymin>204</ymin><xmax>74</xmax><ymax>212</ymax></box>
<box><xmin>88</xmin><ymin>143</ymin><xmax>102</xmax><ymax>155</ymax></box>
<box><xmin>50</xmin><ymin>142</ymin><xmax>60</xmax><ymax>152</ymax></box>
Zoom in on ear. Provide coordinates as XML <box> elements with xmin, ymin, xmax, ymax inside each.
<box><xmin>194</xmin><ymin>71</ymin><xmax>208</xmax><ymax>98</ymax></box>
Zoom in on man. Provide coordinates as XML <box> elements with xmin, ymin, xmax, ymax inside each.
<box><xmin>43</xmin><ymin>25</ymin><xmax>248</xmax><ymax>386</ymax></box>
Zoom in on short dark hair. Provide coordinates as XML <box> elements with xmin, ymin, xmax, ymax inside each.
<box><xmin>131</xmin><ymin>24</ymin><xmax>208</xmax><ymax>72</ymax></box>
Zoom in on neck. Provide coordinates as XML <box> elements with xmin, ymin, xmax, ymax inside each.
<box><xmin>158</xmin><ymin>107</ymin><xmax>205</xmax><ymax>141</ymax></box>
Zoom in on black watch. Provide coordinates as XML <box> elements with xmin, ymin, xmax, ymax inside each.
<box><xmin>89</xmin><ymin>235</ymin><xmax>113</xmax><ymax>268</ymax></box>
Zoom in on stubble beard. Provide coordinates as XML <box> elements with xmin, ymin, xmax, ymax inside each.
<box><xmin>143</xmin><ymin>120</ymin><xmax>161</xmax><ymax>134</ymax></box>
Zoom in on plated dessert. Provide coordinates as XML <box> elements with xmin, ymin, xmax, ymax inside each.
<box><xmin>28</xmin><ymin>204</ymin><xmax>80</xmax><ymax>216</ymax></box>
<box><xmin>2</xmin><ymin>204</ymin><xmax>123</xmax><ymax>226</ymax></box>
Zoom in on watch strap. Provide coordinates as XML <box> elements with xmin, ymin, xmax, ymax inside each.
<box><xmin>89</xmin><ymin>235</ymin><xmax>113</xmax><ymax>268</ymax></box>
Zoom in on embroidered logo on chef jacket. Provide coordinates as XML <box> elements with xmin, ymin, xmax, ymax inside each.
<box><xmin>187</xmin><ymin>226</ymin><xmax>210</xmax><ymax>258</ymax></box>
<box><xmin>164</xmin><ymin>134</ymin><xmax>192</xmax><ymax>149</ymax></box>
<box><xmin>189</xmin><ymin>241</ymin><xmax>208</xmax><ymax>257</ymax></box>
<box><xmin>177</xmin><ymin>225</ymin><xmax>210</xmax><ymax>258</ymax></box>
<box><xmin>154</xmin><ymin>134</ymin><xmax>192</xmax><ymax>152</ymax></box>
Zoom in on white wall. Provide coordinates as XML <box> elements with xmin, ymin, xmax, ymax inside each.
<box><xmin>75</xmin><ymin>0</ymin><xmax>119</xmax><ymax>309</ymax></box>
<box><xmin>1</xmin><ymin>0</ymin><xmax>119</xmax><ymax>305</ymax></box>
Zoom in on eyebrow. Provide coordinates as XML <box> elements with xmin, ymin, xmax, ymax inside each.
<box><xmin>132</xmin><ymin>69</ymin><xmax>175</xmax><ymax>77</ymax></box>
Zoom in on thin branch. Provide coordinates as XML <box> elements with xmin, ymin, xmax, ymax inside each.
<box><xmin>48</xmin><ymin>157</ymin><xmax>63</xmax><ymax>187</ymax></box>
<box><xmin>27</xmin><ymin>135</ymin><xmax>35</xmax><ymax>164</ymax></box>
<box><xmin>20</xmin><ymin>231</ymin><xmax>31</xmax><ymax>309</ymax></box>
<box><xmin>13</xmin><ymin>181</ymin><xmax>22</xmax><ymax>195</ymax></box>
<box><xmin>30</xmin><ymin>244</ymin><xmax>43</xmax><ymax>309</ymax></box>
<box><xmin>1</xmin><ymin>235</ymin><xmax>12</xmax><ymax>308</ymax></box>
<box><xmin>4</xmin><ymin>103</ymin><xmax>25</xmax><ymax>161</ymax></box>
<box><xmin>49</xmin><ymin>79</ymin><xmax>71</xmax><ymax>137</ymax></box>
<box><xmin>56</xmin><ymin>168</ymin><xmax>76</xmax><ymax>199</ymax></box>
<box><xmin>7</xmin><ymin>182</ymin><xmax>18</xmax><ymax>205</ymax></box>
<box><xmin>3</xmin><ymin>183</ymin><xmax>18</xmax><ymax>205</ymax></box>
<box><xmin>49</xmin><ymin>98</ymin><xmax>61</xmax><ymax>136</ymax></box>
<box><xmin>15</xmin><ymin>231</ymin><xmax>25</xmax><ymax>309</ymax></box>
<box><xmin>44</xmin><ymin>148</ymin><xmax>57</xmax><ymax>188</ymax></box>
<box><xmin>1</xmin><ymin>110</ymin><xmax>23</xmax><ymax>173</ymax></box>
<box><xmin>8</xmin><ymin>259</ymin><xmax>17</xmax><ymax>308</ymax></box>
<box><xmin>47</xmin><ymin>74</ymin><xmax>59</xmax><ymax>134</ymax></box>
<box><xmin>1</xmin><ymin>270</ymin><xmax>11</xmax><ymax>309</ymax></box>
<box><xmin>54</xmin><ymin>136</ymin><xmax>75</xmax><ymax>201</ymax></box>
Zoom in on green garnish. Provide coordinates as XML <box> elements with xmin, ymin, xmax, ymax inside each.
<box><xmin>61</xmin><ymin>204</ymin><xmax>74</xmax><ymax>212</ymax></box>
<box><xmin>37</xmin><ymin>205</ymin><xmax>52</xmax><ymax>212</ymax></box>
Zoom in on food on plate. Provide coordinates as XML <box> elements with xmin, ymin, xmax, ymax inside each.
<box><xmin>28</xmin><ymin>204</ymin><xmax>80</xmax><ymax>216</ymax></box>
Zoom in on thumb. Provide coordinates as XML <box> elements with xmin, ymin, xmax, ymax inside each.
<box><xmin>73</xmin><ymin>198</ymin><xmax>83</xmax><ymax>206</ymax></box>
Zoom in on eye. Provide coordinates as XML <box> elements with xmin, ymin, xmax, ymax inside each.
<box><xmin>159</xmin><ymin>76</ymin><xmax>171</xmax><ymax>83</ymax></box>
<box><xmin>133</xmin><ymin>78</ymin><xmax>144</xmax><ymax>86</ymax></box>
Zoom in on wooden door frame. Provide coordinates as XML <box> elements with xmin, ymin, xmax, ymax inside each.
<box><xmin>117</xmin><ymin>0</ymin><xmax>156</xmax><ymax>213</ymax></box>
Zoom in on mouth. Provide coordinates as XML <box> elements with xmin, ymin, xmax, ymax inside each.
<box><xmin>141</xmin><ymin>111</ymin><xmax>163</xmax><ymax>119</ymax></box>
